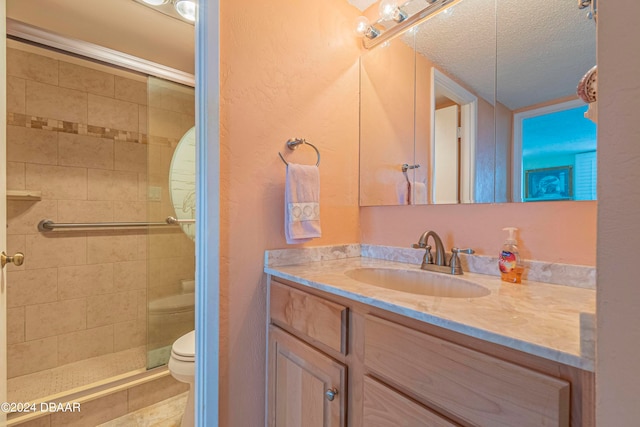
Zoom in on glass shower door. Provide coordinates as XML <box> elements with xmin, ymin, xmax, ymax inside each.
<box><xmin>145</xmin><ymin>77</ymin><xmax>196</xmax><ymax>369</ymax></box>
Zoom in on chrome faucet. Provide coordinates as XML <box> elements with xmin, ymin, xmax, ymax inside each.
<box><xmin>413</xmin><ymin>230</ymin><xmax>474</xmax><ymax>275</ymax></box>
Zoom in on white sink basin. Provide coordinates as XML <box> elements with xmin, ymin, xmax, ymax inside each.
<box><xmin>345</xmin><ymin>267</ymin><xmax>490</xmax><ymax>298</ymax></box>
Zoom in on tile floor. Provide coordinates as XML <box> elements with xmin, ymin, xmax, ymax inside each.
<box><xmin>97</xmin><ymin>392</ymin><xmax>188</xmax><ymax>427</ymax></box>
<box><xmin>8</xmin><ymin>346</ymin><xmax>146</xmax><ymax>402</ymax></box>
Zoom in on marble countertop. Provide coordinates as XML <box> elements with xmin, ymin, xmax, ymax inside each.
<box><xmin>265</xmin><ymin>255</ymin><xmax>596</xmax><ymax>371</ymax></box>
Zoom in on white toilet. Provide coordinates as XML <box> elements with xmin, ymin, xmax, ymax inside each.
<box><xmin>169</xmin><ymin>330</ymin><xmax>195</xmax><ymax>427</ymax></box>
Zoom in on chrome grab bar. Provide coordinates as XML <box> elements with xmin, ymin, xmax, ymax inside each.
<box><xmin>38</xmin><ymin>216</ymin><xmax>195</xmax><ymax>232</ymax></box>
<box><xmin>165</xmin><ymin>216</ymin><xmax>196</xmax><ymax>225</ymax></box>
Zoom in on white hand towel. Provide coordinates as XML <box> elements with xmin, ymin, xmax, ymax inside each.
<box><xmin>410</xmin><ymin>181</ymin><xmax>428</xmax><ymax>205</ymax></box>
<box><xmin>285</xmin><ymin>163</ymin><xmax>321</xmax><ymax>244</ymax></box>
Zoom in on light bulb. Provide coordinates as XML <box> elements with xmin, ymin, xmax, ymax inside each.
<box><xmin>175</xmin><ymin>0</ymin><xmax>196</xmax><ymax>22</ymax></box>
<box><xmin>379</xmin><ymin>0</ymin><xmax>399</xmax><ymax>21</ymax></box>
<box><xmin>355</xmin><ymin>16</ymin><xmax>371</xmax><ymax>37</ymax></box>
<box><xmin>141</xmin><ymin>0</ymin><xmax>168</xmax><ymax>5</ymax></box>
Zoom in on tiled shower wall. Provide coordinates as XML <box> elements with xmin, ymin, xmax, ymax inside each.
<box><xmin>5</xmin><ymin>43</ymin><xmax>195</xmax><ymax>380</ymax></box>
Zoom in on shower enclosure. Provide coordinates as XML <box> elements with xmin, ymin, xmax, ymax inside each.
<box><xmin>4</xmin><ymin>34</ymin><xmax>195</xmax><ymax>415</ymax></box>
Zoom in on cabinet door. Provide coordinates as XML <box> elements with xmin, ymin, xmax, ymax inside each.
<box><xmin>268</xmin><ymin>326</ymin><xmax>346</xmax><ymax>427</ymax></box>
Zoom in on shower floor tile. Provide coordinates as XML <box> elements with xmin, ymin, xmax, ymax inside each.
<box><xmin>8</xmin><ymin>346</ymin><xmax>147</xmax><ymax>403</ymax></box>
<box><xmin>97</xmin><ymin>392</ymin><xmax>187</xmax><ymax>427</ymax></box>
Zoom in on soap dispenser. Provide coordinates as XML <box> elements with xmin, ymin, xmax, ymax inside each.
<box><xmin>499</xmin><ymin>227</ymin><xmax>524</xmax><ymax>283</ymax></box>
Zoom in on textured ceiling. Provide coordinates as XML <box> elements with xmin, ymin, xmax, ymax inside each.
<box><xmin>412</xmin><ymin>0</ymin><xmax>496</xmax><ymax>104</ymax></box>
<box><xmin>358</xmin><ymin>0</ymin><xmax>596</xmax><ymax>111</ymax></box>
<box><xmin>348</xmin><ymin>0</ymin><xmax>377</xmax><ymax>11</ymax></box>
<box><xmin>495</xmin><ymin>0</ymin><xmax>596</xmax><ymax>110</ymax></box>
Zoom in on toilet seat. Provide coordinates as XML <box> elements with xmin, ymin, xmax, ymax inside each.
<box><xmin>171</xmin><ymin>352</ymin><xmax>195</xmax><ymax>363</ymax></box>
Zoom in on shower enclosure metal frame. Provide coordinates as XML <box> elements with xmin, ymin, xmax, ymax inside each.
<box><xmin>6</xmin><ymin>19</ymin><xmax>194</xmax><ymax>87</ymax></box>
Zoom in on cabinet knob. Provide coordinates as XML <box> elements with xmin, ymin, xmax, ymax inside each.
<box><xmin>325</xmin><ymin>387</ymin><xmax>338</xmax><ymax>401</ymax></box>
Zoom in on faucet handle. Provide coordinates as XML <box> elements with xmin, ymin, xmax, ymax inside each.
<box><xmin>449</xmin><ymin>248</ymin><xmax>474</xmax><ymax>275</ymax></box>
<box><xmin>451</xmin><ymin>247</ymin><xmax>475</xmax><ymax>255</ymax></box>
<box><xmin>413</xmin><ymin>244</ymin><xmax>433</xmax><ymax>267</ymax></box>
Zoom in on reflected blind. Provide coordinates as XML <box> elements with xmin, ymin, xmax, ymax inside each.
<box><xmin>574</xmin><ymin>151</ymin><xmax>597</xmax><ymax>200</ymax></box>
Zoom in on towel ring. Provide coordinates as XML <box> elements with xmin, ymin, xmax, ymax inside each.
<box><xmin>401</xmin><ymin>163</ymin><xmax>420</xmax><ymax>173</ymax></box>
<box><xmin>402</xmin><ymin>163</ymin><xmax>420</xmax><ymax>184</ymax></box>
<box><xmin>278</xmin><ymin>138</ymin><xmax>321</xmax><ymax>167</ymax></box>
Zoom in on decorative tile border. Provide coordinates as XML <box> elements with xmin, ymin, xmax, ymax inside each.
<box><xmin>7</xmin><ymin>112</ymin><xmax>179</xmax><ymax>148</ymax></box>
<box><xmin>8</xmin><ymin>112</ymin><xmax>145</xmax><ymax>143</ymax></box>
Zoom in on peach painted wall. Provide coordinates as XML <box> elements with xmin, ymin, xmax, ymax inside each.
<box><xmin>361</xmin><ymin>201</ymin><xmax>597</xmax><ymax>265</ymax></box>
<box><xmin>596</xmin><ymin>0</ymin><xmax>640</xmax><ymax>423</ymax></box>
<box><xmin>219</xmin><ymin>0</ymin><xmax>361</xmax><ymax>425</ymax></box>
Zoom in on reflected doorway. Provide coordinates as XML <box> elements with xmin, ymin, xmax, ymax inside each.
<box><xmin>431</xmin><ymin>68</ymin><xmax>478</xmax><ymax>204</ymax></box>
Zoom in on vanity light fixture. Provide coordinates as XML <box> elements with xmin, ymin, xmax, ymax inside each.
<box><xmin>356</xmin><ymin>0</ymin><xmax>455</xmax><ymax>48</ymax></box>
<box><xmin>133</xmin><ymin>0</ymin><xmax>196</xmax><ymax>23</ymax></box>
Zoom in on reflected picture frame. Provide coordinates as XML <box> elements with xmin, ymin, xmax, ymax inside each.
<box><xmin>525</xmin><ymin>166</ymin><xmax>573</xmax><ymax>201</ymax></box>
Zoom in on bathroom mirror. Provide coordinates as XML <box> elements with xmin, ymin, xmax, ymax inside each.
<box><xmin>358</xmin><ymin>0</ymin><xmax>597</xmax><ymax>206</ymax></box>
<box><xmin>169</xmin><ymin>126</ymin><xmax>196</xmax><ymax>240</ymax></box>
<box><xmin>360</xmin><ymin>33</ymin><xmax>417</xmax><ymax>206</ymax></box>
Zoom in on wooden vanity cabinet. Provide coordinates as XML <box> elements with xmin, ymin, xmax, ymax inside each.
<box><xmin>268</xmin><ymin>281</ymin><xmax>348</xmax><ymax>427</ymax></box>
<box><xmin>267</xmin><ymin>278</ymin><xmax>594</xmax><ymax>427</ymax></box>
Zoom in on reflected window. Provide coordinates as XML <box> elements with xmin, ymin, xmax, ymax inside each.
<box><xmin>514</xmin><ymin>100</ymin><xmax>597</xmax><ymax>202</ymax></box>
